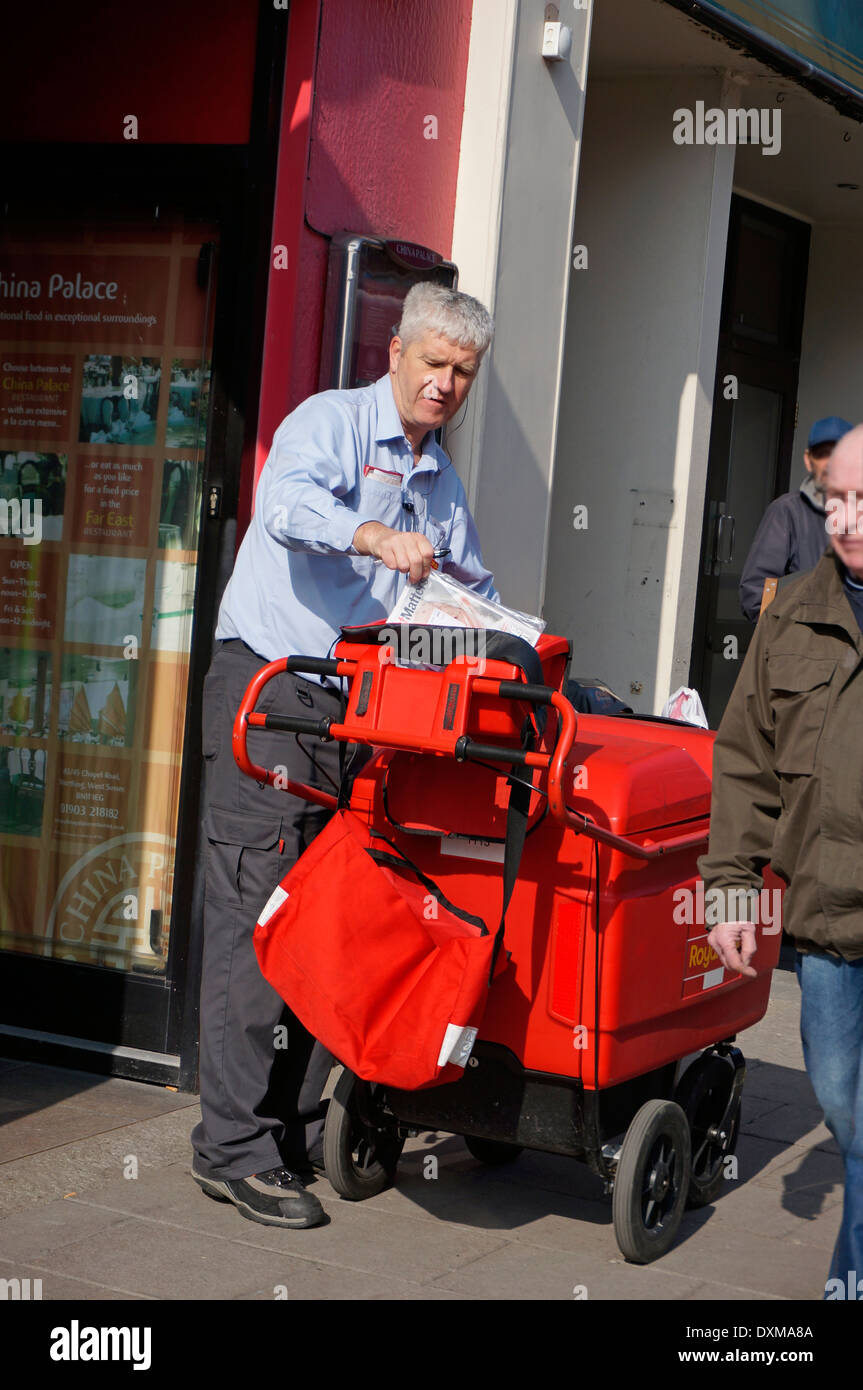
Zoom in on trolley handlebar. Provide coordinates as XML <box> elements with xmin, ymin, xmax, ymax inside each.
<box><xmin>283</xmin><ymin>656</ymin><xmax>343</xmax><ymax>678</ymax></box>
<box><xmin>260</xmin><ymin>713</ymin><xmax>335</xmax><ymax>738</ymax></box>
<box><xmin>232</xmin><ymin>656</ymin><xmax>709</xmax><ymax>861</ymax></box>
<box><xmin>230</xmin><ymin>657</ymin><xmax>341</xmax><ymax>808</ymax></box>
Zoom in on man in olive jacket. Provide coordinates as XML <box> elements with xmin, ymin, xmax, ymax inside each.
<box><xmin>699</xmin><ymin>423</ymin><xmax>863</xmax><ymax>1300</ymax></box>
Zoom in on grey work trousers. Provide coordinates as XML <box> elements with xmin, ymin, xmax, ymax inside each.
<box><xmin>190</xmin><ymin>639</ymin><xmax>345</xmax><ymax>1180</ymax></box>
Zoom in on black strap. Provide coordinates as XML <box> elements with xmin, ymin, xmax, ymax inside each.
<box><xmin>335</xmin><ymin>688</ymin><xmax>351</xmax><ymax>809</ymax></box>
<box><xmin>366</xmin><ymin>843</ymin><xmax>488</xmax><ymax>934</ymax></box>
<box><xmin>488</xmin><ymin>767</ymin><xmax>531</xmax><ymax>982</ymax></box>
<box><xmin>337</xmin><ymin>738</ymin><xmax>349</xmax><ymax>809</ymax></box>
<box><xmin>368</xmin><ymin>753</ymin><xmax>534</xmax><ymax>986</ymax></box>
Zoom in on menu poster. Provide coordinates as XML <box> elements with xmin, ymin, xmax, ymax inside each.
<box><xmin>1</xmin><ymin>356</ymin><xmax>75</xmax><ymax>439</ymax></box>
<box><xmin>0</xmin><ymin>549</ymin><xmax>62</xmax><ymax>640</ymax></box>
<box><xmin>71</xmin><ymin>456</ymin><xmax>154</xmax><ymax>548</ymax></box>
<box><xmin>0</xmin><ymin>216</ymin><xmax>217</xmax><ymax>975</ymax></box>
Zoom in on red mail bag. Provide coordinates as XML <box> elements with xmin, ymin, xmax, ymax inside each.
<box><xmin>253</xmin><ymin>808</ymin><xmax>504</xmax><ymax>1090</ymax></box>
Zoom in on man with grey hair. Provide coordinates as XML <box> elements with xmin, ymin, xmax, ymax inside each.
<box><xmin>701</xmin><ymin>422</ymin><xmax>863</xmax><ymax>1299</ymax></box>
<box><xmin>191</xmin><ymin>282</ymin><xmax>498</xmax><ymax>1229</ymax></box>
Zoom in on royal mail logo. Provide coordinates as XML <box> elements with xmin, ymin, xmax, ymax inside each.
<box><xmin>683</xmin><ymin>934</ymin><xmax>725</xmax><ymax>998</ymax></box>
<box><xmin>688</xmin><ymin>940</ymin><xmax>720</xmax><ymax>973</ymax></box>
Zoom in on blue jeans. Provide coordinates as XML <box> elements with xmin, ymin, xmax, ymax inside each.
<box><xmin>795</xmin><ymin>950</ymin><xmax>863</xmax><ymax>1298</ymax></box>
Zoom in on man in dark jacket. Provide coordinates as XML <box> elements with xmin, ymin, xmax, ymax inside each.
<box><xmin>738</xmin><ymin>416</ymin><xmax>852</xmax><ymax>621</ymax></box>
<box><xmin>700</xmin><ymin>423</ymin><xmax>863</xmax><ymax>1299</ymax></box>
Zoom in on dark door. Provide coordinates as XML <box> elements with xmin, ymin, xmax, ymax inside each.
<box><xmin>691</xmin><ymin>196</ymin><xmax>810</xmax><ymax>728</ymax></box>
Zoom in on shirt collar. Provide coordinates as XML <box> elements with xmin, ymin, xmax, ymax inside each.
<box><xmin>374</xmin><ymin>373</ymin><xmax>407</xmax><ymax>445</ymax></box>
<box><xmin>841</xmin><ymin>561</ymin><xmax>863</xmax><ymax>592</ymax></box>
<box><xmin>373</xmin><ymin>373</ymin><xmax>442</xmax><ymax>473</ymax></box>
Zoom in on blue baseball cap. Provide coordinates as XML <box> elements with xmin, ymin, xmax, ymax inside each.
<box><xmin>808</xmin><ymin>416</ymin><xmax>852</xmax><ymax>448</ymax></box>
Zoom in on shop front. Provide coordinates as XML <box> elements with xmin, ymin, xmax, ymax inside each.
<box><xmin>0</xmin><ymin>2</ymin><xmax>284</xmax><ymax>1086</ymax></box>
<box><xmin>0</xmin><ymin>0</ymin><xmax>475</xmax><ymax>1087</ymax></box>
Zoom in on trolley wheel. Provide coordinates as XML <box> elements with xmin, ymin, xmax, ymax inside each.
<box><xmin>322</xmin><ymin>1069</ymin><xmax>404</xmax><ymax>1201</ymax></box>
<box><xmin>463</xmin><ymin>1135</ymin><xmax>524</xmax><ymax>1165</ymax></box>
<box><xmin>676</xmin><ymin>1053</ymin><xmax>742</xmax><ymax>1209</ymax></box>
<box><xmin>612</xmin><ymin>1098</ymin><xmax>691</xmax><ymax>1264</ymax></box>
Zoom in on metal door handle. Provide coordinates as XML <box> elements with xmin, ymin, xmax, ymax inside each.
<box><xmin>716</xmin><ymin>513</ymin><xmax>735</xmax><ymax>564</ymax></box>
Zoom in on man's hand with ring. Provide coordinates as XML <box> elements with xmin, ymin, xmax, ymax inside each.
<box><xmin>706</xmin><ymin>920</ymin><xmax>758</xmax><ymax>978</ymax></box>
<box><xmin>353</xmin><ymin>522</ymin><xmax>434</xmax><ymax>584</ymax></box>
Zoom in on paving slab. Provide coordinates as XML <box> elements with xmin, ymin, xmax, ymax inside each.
<box><xmin>744</xmin><ymin>1102</ymin><xmax>833</xmax><ymax>1148</ymax></box>
<box><xmin>193</xmin><ymin>1189</ymin><xmax>510</xmax><ymax>1284</ymax></box>
<box><xmin>731</xmin><ymin>1130</ymin><xmax>818</xmax><ymax>1188</ymax></box>
<box><xmin>683</xmin><ymin>1279</ymin><xmax>780</xmax><ymax>1302</ymax></box>
<box><xmin>0</xmin><ymin>1062</ymin><xmax>196</xmax><ymax>1120</ymax></box>
<box><xmin>365</xmin><ymin>1170</ymin><xmax>616</xmax><ymax>1254</ymax></box>
<box><xmin>0</xmin><ymin>1101</ymin><xmax>171</xmax><ymax>1164</ymax></box>
<box><xmin>749</xmin><ymin>1140</ymin><xmax>844</xmax><ymax>1198</ymax></box>
<box><xmin>744</xmin><ymin>1060</ymin><xmax>817</xmax><ymax>1106</ymax></box>
<box><xmin>739</xmin><ymin>1095</ymin><xmax>786</xmax><ymax>1128</ymax></box>
<box><xmin>0</xmin><ymin>1106</ymin><xmax>199</xmax><ymax>1216</ymax></box>
<box><xmin>0</xmin><ymin>1260</ymin><xmax>149</xmax><ymax>1300</ymax></box>
<box><xmin>398</xmin><ymin>1140</ymin><xmax>610</xmax><ymax>1203</ymax></box>
<box><xmin>18</xmin><ymin>1217</ymin><xmax>355</xmax><ymax>1301</ymax></box>
<box><xmin>429</xmin><ymin>1239</ymin><xmax>705</xmax><ymax>1301</ymax></box>
<box><xmin>697</xmin><ymin>1166</ymin><xmax>843</xmax><ymax>1243</ymax></box>
<box><xmin>236</xmin><ymin>1271</ymin><xmax>471</xmax><ymax>1300</ymax></box>
<box><xmin>0</xmin><ymin>1193</ymin><xmax>132</xmax><ymax>1259</ymax></box>
<box><xmin>53</xmin><ymin>1163</ymin><xmax>514</xmax><ymax>1289</ymax></box>
<box><xmin>650</xmin><ymin>1219</ymin><xmax>829</xmax><ymax>1299</ymax></box>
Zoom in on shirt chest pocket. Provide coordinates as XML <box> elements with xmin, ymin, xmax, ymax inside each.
<box><xmin>768</xmin><ymin>654</ymin><xmax>837</xmax><ymax>774</ymax></box>
<box><xmin>357</xmin><ymin>473</ymin><xmax>407</xmax><ymax>530</ymax></box>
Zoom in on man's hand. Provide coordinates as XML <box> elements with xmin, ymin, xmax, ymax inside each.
<box><xmin>352</xmin><ymin>522</ymin><xmax>434</xmax><ymax>585</ymax></box>
<box><xmin>706</xmin><ymin>921</ymin><xmax>758</xmax><ymax>978</ymax></box>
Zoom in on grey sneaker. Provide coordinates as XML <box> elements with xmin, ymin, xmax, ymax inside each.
<box><xmin>192</xmin><ymin>1164</ymin><xmax>326</xmax><ymax>1228</ymax></box>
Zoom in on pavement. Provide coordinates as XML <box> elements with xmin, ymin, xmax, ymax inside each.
<box><xmin>0</xmin><ymin>953</ymin><xmax>845</xmax><ymax>1302</ymax></box>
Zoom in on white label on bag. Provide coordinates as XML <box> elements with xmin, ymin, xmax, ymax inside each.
<box><xmin>437</xmin><ymin>1023</ymin><xmax>479</xmax><ymax>1069</ymax></box>
<box><xmin>440</xmin><ymin>835</ymin><xmax>505</xmax><ymax>864</ymax></box>
<box><xmin>702</xmin><ymin>966</ymin><xmax>725</xmax><ymax>990</ymax></box>
<box><xmin>258</xmin><ymin>884</ymin><xmax>289</xmax><ymax>927</ymax></box>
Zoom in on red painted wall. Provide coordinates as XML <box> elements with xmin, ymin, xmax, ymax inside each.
<box><xmin>306</xmin><ymin>0</ymin><xmax>473</xmax><ymax>244</ymax></box>
<box><xmin>252</xmin><ymin>0</ymin><xmax>474</xmax><ymax>504</ymax></box>
<box><xmin>1</xmin><ymin>1</ymin><xmax>259</xmax><ymax>144</ymax></box>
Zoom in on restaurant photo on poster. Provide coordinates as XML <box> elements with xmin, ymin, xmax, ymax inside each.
<box><xmin>0</xmin><ymin>216</ymin><xmax>216</xmax><ymax>972</ymax></box>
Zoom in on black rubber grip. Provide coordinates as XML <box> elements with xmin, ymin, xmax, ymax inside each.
<box><xmin>496</xmin><ymin>681</ymin><xmax>555</xmax><ymax>704</ymax></box>
<box><xmin>284</xmin><ymin>657</ymin><xmax>342</xmax><ymax>676</ymax></box>
<box><xmin>262</xmin><ymin>714</ymin><xmax>334</xmax><ymax>738</ymax></box>
<box><xmin>455</xmin><ymin>737</ymin><xmax>530</xmax><ymax>765</ymax></box>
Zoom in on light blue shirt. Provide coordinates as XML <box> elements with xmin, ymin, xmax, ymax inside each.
<box><xmin>216</xmin><ymin>373</ymin><xmax>498</xmax><ymax>668</ymax></box>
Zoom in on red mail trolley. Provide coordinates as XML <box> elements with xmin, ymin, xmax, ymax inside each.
<box><xmin>233</xmin><ymin>624</ymin><xmax>781</xmax><ymax>1263</ymax></box>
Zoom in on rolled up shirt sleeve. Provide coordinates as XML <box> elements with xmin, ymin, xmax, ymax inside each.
<box><xmin>259</xmin><ymin>398</ymin><xmax>379</xmax><ymax>555</ymax></box>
